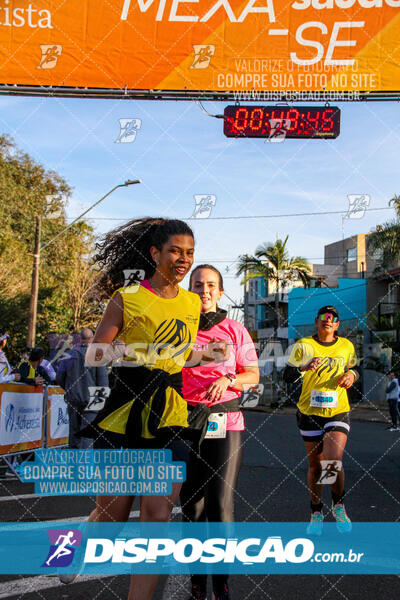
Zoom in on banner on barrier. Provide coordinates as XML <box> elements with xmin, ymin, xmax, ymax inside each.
<box><xmin>47</xmin><ymin>387</ymin><xmax>69</xmax><ymax>448</ymax></box>
<box><xmin>0</xmin><ymin>0</ymin><xmax>399</xmax><ymax>92</ymax></box>
<box><xmin>0</xmin><ymin>384</ymin><xmax>44</xmax><ymax>455</ymax></box>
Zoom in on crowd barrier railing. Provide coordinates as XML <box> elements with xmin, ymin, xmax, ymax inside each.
<box><xmin>0</xmin><ymin>383</ymin><xmax>68</xmax><ymax>461</ymax></box>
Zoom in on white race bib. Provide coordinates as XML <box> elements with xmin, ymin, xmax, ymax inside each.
<box><xmin>310</xmin><ymin>390</ymin><xmax>338</xmax><ymax>408</ymax></box>
<box><xmin>204</xmin><ymin>413</ymin><xmax>227</xmax><ymax>439</ymax></box>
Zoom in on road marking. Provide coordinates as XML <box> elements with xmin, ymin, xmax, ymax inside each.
<box><xmin>1</xmin><ymin>506</ymin><xmax>182</xmax><ymax>528</ymax></box>
<box><xmin>0</xmin><ymin>574</ymin><xmax>117</xmax><ymax>598</ymax></box>
<box><xmin>162</xmin><ymin>575</ymin><xmax>190</xmax><ymax>600</ymax></box>
<box><xmin>0</xmin><ymin>493</ymin><xmax>39</xmax><ymax>503</ymax></box>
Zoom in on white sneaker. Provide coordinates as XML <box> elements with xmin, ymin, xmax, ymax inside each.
<box><xmin>389</xmin><ymin>427</ymin><xmax>398</xmax><ymax>432</ymax></box>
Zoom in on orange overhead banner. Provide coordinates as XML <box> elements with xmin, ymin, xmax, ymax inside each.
<box><xmin>0</xmin><ymin>0</ymin><xmax>399</xmax><ymax>92</ymax></box>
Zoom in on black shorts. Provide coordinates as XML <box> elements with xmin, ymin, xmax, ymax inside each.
<box><xmin>93</xmin><ymin>429</ymin><xmax>191</xmax><ymax>463</ymax></box>
<box><xmin>296</xmin><ymin>410</ymin><xmax>350</xmax><ymax>441</ymax></box>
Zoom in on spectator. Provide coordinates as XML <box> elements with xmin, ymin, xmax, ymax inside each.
<box><xmin>18</xmin><ymin>347</ymin><xmax>54</xmax><ymax>386</ymax></box>
<box><xmin>18</xmin><ymin>348</ymin><xmax>30</xmax><ymax>365</ymax></box>
<box><xmin>0</xmin><ymin>330</ymin><xmax>21</xmax><ymax>384</ymax></box>
<box><xmin>385</xmin><ymin>371</ymin><xmax>400</xmax><ymax>431</ymax></box>
<box><xmin>56</xmin><ymin>328</ymin><xmax>108</xmax><ymax>449</ymax></box>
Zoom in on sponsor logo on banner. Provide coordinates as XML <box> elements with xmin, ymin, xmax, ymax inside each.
<box><xmin>0</xmin><ymin>392</ymin><xmax>42</xmax><ymax>445</ymax></box>
<box><xmin>190</xmin><ymin>45</ymin><xmax>215</xmax><ymax>69</ymax></box>
<box><xmin>49</xmin><ymin>394</ymin><xmax>69</xmax><ymax>440</ymax></box>
<box><xmin>37</xmin><ymin>45</ymin><xmax>62</xmax><ymax>69</ymax></box>
<box><xmin>42</xmin><ymin>529</ymin><xmax>82</xmax><ymax>567</ymax></box>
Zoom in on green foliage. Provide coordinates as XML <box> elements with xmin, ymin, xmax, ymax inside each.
<box><xmin>368</xmin><ymin>194</ymin><xmax>400</xmax><ymax>272</ymax></box>
<box><xmin>236</xmin><ymin>235</ymin><xmax>312</xmax><ymax>336</ymax></box>
<box><xmin>0</xmin><ymin>135</ymin><xmax>101</xmax><ymax>362</ymax></box>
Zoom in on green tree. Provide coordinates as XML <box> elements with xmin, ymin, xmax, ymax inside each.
<box><xmin>0</xmin><ymin>135</ymin><xmax>101</xmax><ymax>362</ymax></box>
<box><xmin>368</xmin><ymin>194</ymin><xmax>400</xmax><ymax>272</ymax></box>
<box><xmin>237</xmin><ymin>235</ymin><xmax>312</xmax><ymax>338</ymax></box>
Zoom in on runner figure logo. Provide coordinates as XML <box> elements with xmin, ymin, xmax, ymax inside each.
<box><xmin>345</xmin><ymin>194</ymin><xmax>370</xmax><ymax>219</ymax></box>
<box><xmin>191</xmin><ymin>195</ymin><xmax>216</xmax><ymax>219</ymax></box>
<box><xmin>316</xmin><ymin>460</ymin><xmax>342</xmax><ymax>485</ymax></box>
<box><xmin>123</xmin><ymin>269</ymin><xmax>146</xmax><ymax>292</ymax></box>
<box><xmin>115</xmin><ymin>119</ymin><xmax>142</xmax><ymax>143</ymax></box>
<box><xmin>37</xmin><ymin>45</ymin><xmax>62</xmax><ymax>69</ymax></box>
<box><xmin>268</xmin><ymin>118</ymin><xmax>291</xmax><ymax>143</ymax></box>
<box><xmin>240</xmin><ymin>384</ymin><xmax>264</xmax><ymax>408</ymax></box>
<box><xmin>86</xmin><ymin>386</ymin><xmax>111</xmax><ymax>412</ymax></box>
<box><xmin>190</xmin><ymin>45</ymin><xmax>215</xmax><ymax>69</ymax></box>
<box><xmin>42</xmin><ymin>529</ymin><xmax>82</xmax><ymax>567</ymax></box>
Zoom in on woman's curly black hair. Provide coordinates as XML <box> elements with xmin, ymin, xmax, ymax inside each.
<box><xmin>93</xmin><ymin>217</ymin><xmax>194</xmax><ymax>298</ymax></box>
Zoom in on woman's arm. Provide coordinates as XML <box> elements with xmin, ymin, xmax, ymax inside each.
<box><xmin>85</xmin><ymin>293</ymin><xmax>124</xmax><ymax>367</ymax></box>
<box><xmin>205</xmin><ymin>364</ymin><xmax>260</xmax><ymax>403</ymax></box>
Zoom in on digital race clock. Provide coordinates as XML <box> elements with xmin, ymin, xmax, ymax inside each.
<box><xmin>223</xmin><ymin>105</ymin><xmax>340</xmax><ymax>139</ymax></box>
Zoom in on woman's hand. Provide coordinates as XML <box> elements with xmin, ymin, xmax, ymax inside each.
<box><xmin>205</xmin><ymin>376</ymin><xmax>231</xmax><ymax>403</ymax></box>
<box><xmin>337</xmin><ymin>371</ymin><xmax>356</xmax><ymax>389</ymax></box>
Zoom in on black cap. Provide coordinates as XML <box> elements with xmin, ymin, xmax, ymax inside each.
<box><xmin>317</xmin><ymin>306</ymin><xmax>339</xmax><ymax>319</ymax></box>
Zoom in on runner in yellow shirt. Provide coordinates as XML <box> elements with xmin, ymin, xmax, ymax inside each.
<box><xmin>285</xmin><ymin>305</ymin><xmax>359</xmax><ymax>535</ymax></box>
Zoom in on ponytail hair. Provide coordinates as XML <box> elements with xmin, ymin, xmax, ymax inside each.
<box><xmin>94</xmin><ymin>217</ymin><xmax>194</xmax><ymax>298</ymax></box>
<box><xmin>189</xmin><ymin>264</ymin><xmax>224</xmax><ymax>291</ymax></box>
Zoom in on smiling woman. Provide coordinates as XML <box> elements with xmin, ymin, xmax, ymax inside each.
<box><xmin>65</xmin><ymin>217</ymin><xmax>204</xmax><ymax>600</ymax></box>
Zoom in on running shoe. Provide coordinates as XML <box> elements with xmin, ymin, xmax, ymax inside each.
<box><xmin>389</xmin><ymin>427</ymin><xmax>398</xmax><ymax>432</ymax></box>
<box><xmin>306</xmin><ymin>511</ymin><xmax>324</xmax><ymax>536</ymax></box>
<box><xmin>188</xmin><ymin>584</ymin><xmax>207</xmax><ymax>600</ymax></box>
<box><xmin>213</xmin><ymin>583</ymin><xmax>230</xmax><ymax>600</ymax></box>
<box><xmin>332</xmin><ymin>503</ymin><xmax>352</xmax><ymax>533</ymax></box>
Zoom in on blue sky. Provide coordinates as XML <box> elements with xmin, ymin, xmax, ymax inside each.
<box><xmin>1</xmin><ymin>96</ymin><xmax>399</xmax><ymax>308</ymax></box>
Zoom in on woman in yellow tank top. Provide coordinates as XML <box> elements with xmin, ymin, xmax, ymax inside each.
<box><xmin>285</xmin><ymin>305</ymin><xmax>359</xmax><ymax>537</ymax></box>
<box><xmin>63</xmin><ymin>218</ymin><xmax>229</xmax><ymax>600</ymax></box>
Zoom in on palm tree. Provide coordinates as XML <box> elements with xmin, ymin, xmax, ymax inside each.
<box><xmin>237</xmin><ymin>235</ymin><xmax>312</xmax><ymax>338</ymax></box>
<box><xmin>368</xmin><ymin>194</ymin><xmax>400</xmax><ymax>272</ymax></box>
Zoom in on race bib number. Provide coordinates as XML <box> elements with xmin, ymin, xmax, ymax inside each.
<box><xmin>205</xmin><ymin>413</ymin><xmax>227</xmax><ymax>439</ymax></box>
<box><xmin>310</xmin><ymin>390</ymin><xmax>338</xmax><ymax>408</ymax></box>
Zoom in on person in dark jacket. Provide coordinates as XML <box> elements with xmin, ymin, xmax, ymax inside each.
<box><xmin>19</xmin><ymin>347</ymin><xmax>56</xmax><ymax>386</ymax></box>
<box><xmin>56</xmin><ymin>328</ymin><xmax>108</xmax><ymax>448</ymax></box>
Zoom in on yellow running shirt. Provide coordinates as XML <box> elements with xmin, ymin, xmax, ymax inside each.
<box><xmin>288</xmin><ymin>336</ymin><xmax>357</xmax><ymax>418</ymax></box>
<box><xmin>97</xmin><ymin>283</ymin><xmax>201</xmax><ymax>437</ymax></box>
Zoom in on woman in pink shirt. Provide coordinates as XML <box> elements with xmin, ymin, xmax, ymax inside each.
<box><xmin>181</xmin><ymin>265</ymin><xmax>259</xmax><ymax>600</ymax></box>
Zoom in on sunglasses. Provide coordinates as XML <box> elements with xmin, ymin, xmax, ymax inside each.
<box><xmin>318</xmin><ymin>313</ymin><xmax>339</xmax><ymax>323</ymax></box>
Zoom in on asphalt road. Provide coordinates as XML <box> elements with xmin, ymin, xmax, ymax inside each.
<box><xmin>0</xmin><ymin>412</ymin><xmax>399</xmax><ymax>600</ymax></box>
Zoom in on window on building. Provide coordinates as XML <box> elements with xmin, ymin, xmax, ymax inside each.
<box><xmin>347</xmin><ymin>247</ymin><xmax>357</xmax><ymax>262</ymax></box>
<box><xmin>256</xmin><ymin>277</ymin><xmax>267</xmax><ymax>299</ymax></box>
<box><xmin>257</xmin><ymin>304</ymin><xmax>266</xmax><ymax>329</ymax></box>
<box><xmin>388</xmin><ymin>283</ymin><xmax>398</xmax><ymax>305</ymax></box>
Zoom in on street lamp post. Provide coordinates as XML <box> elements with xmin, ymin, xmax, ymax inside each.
<box><xmin>26</xmin><ymin>179</ymin><xmax>141</xmax><ymax>347</ymax></box>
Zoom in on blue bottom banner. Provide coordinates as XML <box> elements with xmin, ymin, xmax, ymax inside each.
<box><xmin>0</xmin><ymin>522</ymin><xmax>399</xmax><ymax>575</ymax></box>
